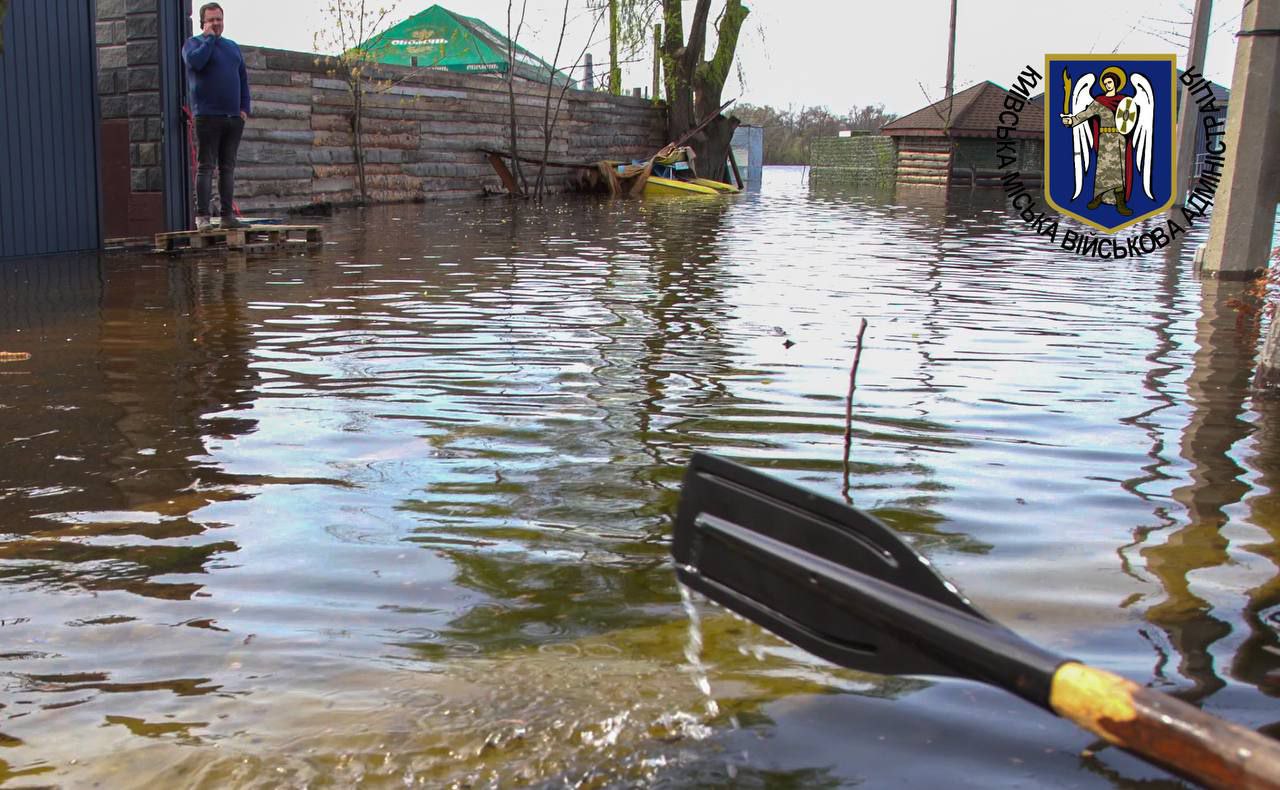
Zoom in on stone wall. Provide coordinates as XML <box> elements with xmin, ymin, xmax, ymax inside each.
<box><xmin>96</xmin><ymin>0</ymin><xmax>163</xmax><ymax>236</ymax></box>
<box><xmin>233</xmin><ymin>47</ymin><xmax>668</xmax><ymax>211</ymax></box>
<box><xmin>809</xmin><ymin>136</ymin><xmax>897</xmax><ymax>185</ymax></box>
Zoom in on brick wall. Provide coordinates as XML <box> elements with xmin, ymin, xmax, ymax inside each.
<box><xmin>232</xmin><ymin>46</ymin><xmax>668</xmax><ymax>211</ymax></box>
<box><xmin>809</xmin><ymin>136</ymin><xmax>897</xmax><ymax>185</ymax></box>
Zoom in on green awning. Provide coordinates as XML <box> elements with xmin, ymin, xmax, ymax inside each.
<box><xmin>357</xmin><ymin>4</ymin><xmax>573</xmax><ymax>87</ymax></box>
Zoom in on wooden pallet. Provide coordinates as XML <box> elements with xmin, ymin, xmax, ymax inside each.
<box><xmin>154</xmin><ymin>224</ymin><xmax>324</xmax><ymax>255</ymax></box>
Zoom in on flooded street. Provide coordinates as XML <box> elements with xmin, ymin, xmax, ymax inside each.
<box><xmin>1</xmin><ymin>166</ymin><xmax>1277</xmax><ymax>787</ymax></box>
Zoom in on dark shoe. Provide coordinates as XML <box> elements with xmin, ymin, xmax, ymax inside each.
<box><xmin>1114</xmin><ymin>189</ymin><xmax>1132</xmax><ymax>216</ymax></box>
<box><xmin>1087</xmin><ymin>195</ymin><xmax>1103</xmax><ymax>210</ymax></box>
<box><xmin>220</xmin><ymin>217</ymin><xmax>250</xmax><ymax>230</ymax></box>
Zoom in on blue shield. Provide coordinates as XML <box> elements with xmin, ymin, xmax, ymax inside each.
<box><xmin>1044</xmin><ymin>55</ymin><xmax>1177</xmax><ymax>233</ymax></box>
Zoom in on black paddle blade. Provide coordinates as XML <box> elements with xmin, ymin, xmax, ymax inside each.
<box><xmin>672</xmin><ymin>452</ymin><xmax>993</xmax><ymax>679</ymax></box>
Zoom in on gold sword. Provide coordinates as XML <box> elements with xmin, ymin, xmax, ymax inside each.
<box><xmin>1062</xmin><ymin>67</ymin><xmax>1071</xmax><ymax>115</ymax></box>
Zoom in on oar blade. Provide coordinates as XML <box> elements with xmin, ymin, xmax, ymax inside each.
<box><xmin>672</xmin><ymin>452</ymin><xmax>987</xmax><ymax>678</ymax></box>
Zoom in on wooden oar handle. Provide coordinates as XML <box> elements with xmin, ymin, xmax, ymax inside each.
<box><xmin>1049</xmin><ymin>662</ymin><xmax>1280</xmax><ymax>789</ymax></box>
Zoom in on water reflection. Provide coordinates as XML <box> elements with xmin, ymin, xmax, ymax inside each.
<box><xmin>1237</xmin><ymin>397</ymin><xmax>1280</xmax><ymax>713</ymax></box>
<box><xmin>1135</xmin><ymin>278</ymin><xmax>1259</xmax><ymax>698</ymax></box>
<box><xmin>0</xmin><ymin>257</ymin><xmax>260</xmax><ymax>599</ymax></box>
<box><xmin>0</xmin><ymin>169</ymin><xmax>1277</xmax><ymax>786</ymax></box>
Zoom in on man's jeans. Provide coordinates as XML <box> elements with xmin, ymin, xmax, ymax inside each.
<box><xmin>195</xmin><ymin>115</ymin><xmax>245</xmax><ymax>218</ymax></box>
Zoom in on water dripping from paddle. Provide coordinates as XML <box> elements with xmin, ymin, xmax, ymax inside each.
<box><xmin>678</xmin><ymin>583</ymin><xmax>719</xmax><ymax>719</ymax></box>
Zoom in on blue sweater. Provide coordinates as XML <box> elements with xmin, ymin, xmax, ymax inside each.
<box><xmin>182</xmin><ymin>34</ymin><xmax>250</xmax><ymax>117</ymax></box>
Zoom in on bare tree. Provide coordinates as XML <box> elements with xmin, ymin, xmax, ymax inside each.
<box><xmin>504</xmin><ymin>0</ymin><xmax>530</xmax><ymax>195</ymax></box>
<box><xmin>313</xmin><ymin>0</ymin><xmax>399</xmax><ymax>204</ymax></box>
<box><xmin>659</xmin><ymin>0</ymin><xmax>749</xmax><ymax>181</ymax></box>
<box><xmin>533</xmin><ymin>1</ymin><xmax>603</xmax><ymax>198</ymax></box>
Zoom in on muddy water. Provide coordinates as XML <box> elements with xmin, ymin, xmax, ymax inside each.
<box><xmin>0</xmin><ymin>167</ymin><xmax>1277</xmax><ymax>787</ymax></box>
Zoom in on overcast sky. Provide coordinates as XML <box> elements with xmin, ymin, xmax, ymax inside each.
<box><xmin>208</xmin><ymin>0</ymin><xmax>1245</xmax><ymax>116</ymax></box>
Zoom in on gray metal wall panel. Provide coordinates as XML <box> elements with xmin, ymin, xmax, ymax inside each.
<box><xmin>0</xmin><ymin>0</ymin><xmax>102</xmax><ymax>259</ymax></box>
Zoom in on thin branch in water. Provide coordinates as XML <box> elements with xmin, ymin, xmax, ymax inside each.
<box><xmin>506</xmin><ymin>0</ymin><xmax>531</xmax><ymax>194</ymax></box>
<box><xmin>842</xmin><ymin>318</ymin><xmax>869</xmax><ymax>503</ymax></box>
<box><xmin>536</xmin><ymin>0</ymin><xmax>603</xmax><ymax>197</ymax></box>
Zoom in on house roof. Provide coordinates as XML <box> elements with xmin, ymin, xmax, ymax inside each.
<box><xmin>882</xmin><ymin>81</ymin><xmax>1044</xmax><ymax>139</ymax></box>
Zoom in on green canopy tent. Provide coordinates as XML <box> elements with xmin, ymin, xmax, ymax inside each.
<box><xmin>357</xmin><ymin>4</ymin><xmax>574</xmax><ymax>88</ymax></box>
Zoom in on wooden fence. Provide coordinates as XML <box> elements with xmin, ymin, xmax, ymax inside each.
<box><xmin>233</xmin><ymin>47</ymin><xmax>668</xmax><ymax>211</ymax></box>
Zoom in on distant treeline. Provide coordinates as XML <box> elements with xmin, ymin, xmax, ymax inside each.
<box><xmin>732</xmin><ymin>104</ymin><xmax>898</xmax><ymax>165</ymax></box>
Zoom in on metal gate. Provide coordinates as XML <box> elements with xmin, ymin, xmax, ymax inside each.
<box><xmin>0</xmin><ymin>0</ymin><xmax>102</xmax><ymax>259</ymax></box>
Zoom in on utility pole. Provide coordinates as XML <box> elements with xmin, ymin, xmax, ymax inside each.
<box><xmin>942</xmin><ymin>0</ymin><xmax>957</xmax><ymax>133</ymax></box>
<box><xmin>944</xmin><ymin>0</ymin><xmax>957</xmax><ymax>99</ymax></box>
<box><xmin>1173</xmin><ymin>0</ymin><xmax>1213</xmax><ymax>207</ymax></box>
<box><xmin>1194</xmin><ymin>0</ymin><xmax>1280</xmax><ymax>281</ymax></box>
<box><xmin>1228</xmin><ymin>0</ymin><xmax>1280</xmax><ymax>394</ymax></box>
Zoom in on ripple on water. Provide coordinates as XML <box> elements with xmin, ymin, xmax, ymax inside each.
<box><xmin>0</xmin><ymin>168</ymin><xmax>1275</xmax><ymax>788</ymax></box>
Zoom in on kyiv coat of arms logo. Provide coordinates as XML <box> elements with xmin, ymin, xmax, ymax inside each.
<box><xmin>1044</xmin><ymin>55</ymin><xmax>1177</xmax><ymax>233</ymax></box>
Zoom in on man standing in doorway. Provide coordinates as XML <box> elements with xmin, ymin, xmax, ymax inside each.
<box><xmin>182</xmin><ymin>2</ymin><xmax>250</xmax><ymax>230</ymax></box>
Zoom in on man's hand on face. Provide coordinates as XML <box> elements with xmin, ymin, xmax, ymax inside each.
<box><xmin>202</xmin><ymin>19</ymin><xmax>218</xmax><ymax>37</ymax></box>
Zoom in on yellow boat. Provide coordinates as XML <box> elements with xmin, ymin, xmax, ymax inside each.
<box><xmin>690</xmin><ymin>177</ymin><xmax>740</xmax><ymax>193</ymax></box>
<box><xmin>643</xmin><ymin>176</ymin><xmax>722</xmax><ymax>196</ymax></box>
<box><xmin>594</xmin><ymin>145</ymin><xmax>742</xmax><ymax>197</ymax></box>
<box><xmin>642</xmin><ymin>145</ymin><xmax>742</xmax><ymax>196</ymax></box>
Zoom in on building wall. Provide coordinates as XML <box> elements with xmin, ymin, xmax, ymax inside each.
<box><xmin>894</xmin><ymin>137</ymin><xmax>951</xmax><ymax>187</ymax></box>
<box><xmin>809</xmin><ymin>136</ymin><xmax>897</xmax><ymax>185</ymax></box>
<box><xmin>231</xmin><ymin>47</ymin><xmax>667</xmax><ymax>212</ymax></box>
<box><xmin>96</xmin><ymin>0</ymin><xmax>165</xmax><ymax>237</ymax></box>
<box><xmin>0</xmin><ymin>0</ymin><xmax>102</xmax><ymax>259</ymax></box>
<box><xmin>951</xmin><ymin>137</ymin><xmax>1041</xmax><ymax>187</ymax></box>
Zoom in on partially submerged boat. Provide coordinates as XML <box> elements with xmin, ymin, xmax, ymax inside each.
<box><xmin>579</xmin><ymin>145</ymin><xmax>740</xmax><ymax>198</ymax></box>
<box><xmin>642</xmin><ymin>146</ymin><xmax>740</xmax><ymax>197</ymax></box>
<box><xmin>481</xmin><ymin>141</ymin><xmax>742</xmax><ymax>198</ymax></box>
<box><xmin>644</xmin><ymin>176</ymin><xmax>722</xmax><ymax>196</ymax></box>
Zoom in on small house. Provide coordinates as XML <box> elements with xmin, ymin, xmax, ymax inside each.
<box><xmin>881</xmin><ymin>81</ymin><xmax>1044</xmax><ymax>189</ymax></box>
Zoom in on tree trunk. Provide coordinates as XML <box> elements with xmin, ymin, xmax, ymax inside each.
<box><xmin>660</xmin><ymin>0</ymin><xmax>749</xmax><ymax>180</ymax></box>
<box><xmin>505</xmin><ymin>0</ymin><xmax>528</xmax><ymax>195</ymax></box>
<box><xmin>608</xmin><ymin>0</ymin><xmax>621</xmax><ymax>95</ymax></box>
<box><xmin>694</xmin><ymin>116</ymin><xmax>740</xmax><ymax>182</ymax></box>
<box><xmin>352</xmin><ymin>81</ymin><xmax>368</xmax><ymax>203</ymax></box>
<box><xmin>506</xmin><ymin>73</ymin><xmax>527</xmax><ymax>195</ymax></box>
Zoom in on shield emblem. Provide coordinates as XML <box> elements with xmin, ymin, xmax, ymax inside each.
<box><xmin>1044</xmin><ymin>54</ymin><xmax>1177</xmax><ymax>233</ymax></box>
<box><xmin>1115</xmin><ymin>97</ymin><xmax>1137</xmax><ymax>134</ymax></box>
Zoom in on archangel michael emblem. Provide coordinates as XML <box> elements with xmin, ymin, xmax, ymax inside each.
<box><xmin>1044</xmin><ymin>55</ymin><xmax>1177</xmax><ymax>233</ymax></box>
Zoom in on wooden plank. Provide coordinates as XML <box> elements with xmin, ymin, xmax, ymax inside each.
<box><xmin>480</xmin><ymin>147</ymin><xmax>594</xmax><ymax>169</ymax></box>
<box><xmin>728</xmin><ymin>147</ymin><xmax>744</xmax><ymax>189</ymax></box>
<box><xmin>485</xmin><ymin>152</ymin><xmax>522</xmax><ymax>195</ymax></box>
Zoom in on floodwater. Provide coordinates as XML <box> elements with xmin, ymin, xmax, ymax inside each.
<box><xmin>1</xmin><ymin>166</ymin><xmax>1277</xmax><ymax>787</ymax></box>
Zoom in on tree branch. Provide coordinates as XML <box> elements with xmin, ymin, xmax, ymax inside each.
<box><xmin>696</xmin><ymin>0</ymin><xmax>748</xmax><ymax>97</ymax></box>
